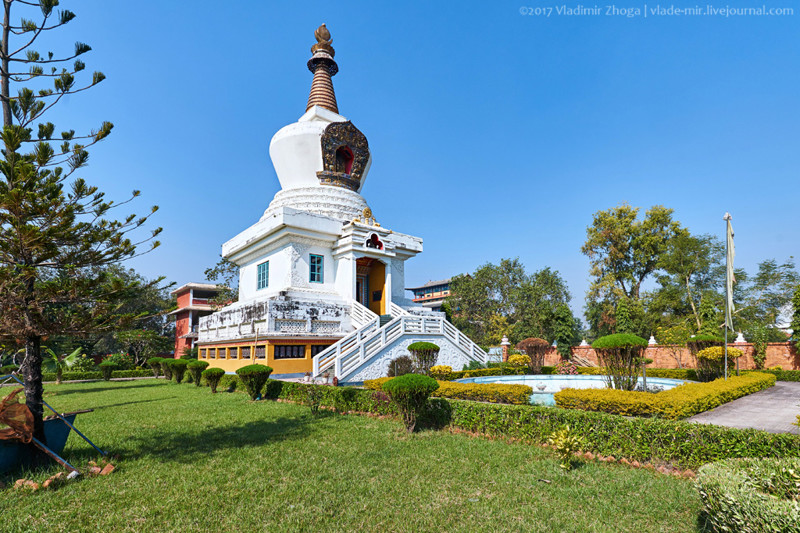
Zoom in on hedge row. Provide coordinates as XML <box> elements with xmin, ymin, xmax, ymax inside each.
<box><xmin>41</xmin><ymin>370</ymin><xmax>153</xmax><ymax>382</ymax></box>
<box><xmin>553</xmin><ymin>372</ymin><xmax>776</xmax><ymax>419</ymax></box>
<box><xmin>576</xmin><ymin>366</ymin><xmax>800</xmax><ymax>382</ymax></box>
<box><xmin>261</xmin><ymin>379</ymin><xmax>800</xmax><ymax>469</ymax></box>
<box><xmin>696</xmin><ymin>457</ymin><xmax>800</xmax><ymax>531</ymax></box>
<box><xmin>363</xmin><ymin>377</ymin><xmax>533</xmax><ymax>405</ymax></box>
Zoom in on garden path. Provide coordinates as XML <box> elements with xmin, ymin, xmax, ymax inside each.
<box><xmin>689</xmin><ymin>381</ymin><xmax>800</xmax><ymax>434</ymax></box>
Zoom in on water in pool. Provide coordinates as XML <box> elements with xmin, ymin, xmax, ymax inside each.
<box><xmin>455</xmin><ymin>374</ymin><xmax>693</xmax><ymax>406</ymax></box>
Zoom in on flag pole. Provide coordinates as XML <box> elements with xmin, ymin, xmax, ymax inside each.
<box><xmin>723</xmin><ymin>212</ymin><xmax>732</xmax><ymax>380</ymax></box>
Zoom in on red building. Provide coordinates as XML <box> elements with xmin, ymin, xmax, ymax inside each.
<box><xmin>170</xmin><ymin>283</ymin><xmax>224</xmax><ymax>357</ymax></box>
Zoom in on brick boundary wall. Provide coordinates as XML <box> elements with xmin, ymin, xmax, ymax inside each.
<box><xmin>542</xmin><ymin>342</ymin><xmax>799</xmax><ymax>370</ymax></box>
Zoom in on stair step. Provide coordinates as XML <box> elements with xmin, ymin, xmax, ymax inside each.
<box><xmin>379</xmin><ymin>314</ymin><xmax>393</xmax><ymax>327</ymax></box>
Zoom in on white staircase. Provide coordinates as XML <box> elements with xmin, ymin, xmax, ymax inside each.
<box><xmin>312</xmin><ymin>300</ymin><xmax>488</xmax><ymax>382</ymax></box>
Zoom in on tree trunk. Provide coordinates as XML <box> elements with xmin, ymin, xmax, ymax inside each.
<box><xmin>56</xmin><ymin>365</ymin><xmax>62</xmax><ymax>385</ymax></box>
<box><xmin>21</xmin><ymin>334</ymin><xmax>46</xmax><ymax>446</ymax></box>
<box><xmin>1</xmin><ymin>0</ymin><xmax>11</xmax><ymax>126</ymax></box>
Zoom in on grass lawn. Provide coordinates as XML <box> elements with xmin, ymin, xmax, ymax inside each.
<box><xmin>1</xmin><ymin>380</ymin><xmax>702</xmax><ymax>532</ymax></box>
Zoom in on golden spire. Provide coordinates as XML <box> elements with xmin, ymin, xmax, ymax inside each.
<box><xmin>306</xmin><ymin>24</ymin><xmax>339</xmax><ymax>114</ymax></box>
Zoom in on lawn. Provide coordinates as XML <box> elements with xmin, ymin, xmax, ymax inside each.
<box><xmin>1</xmin><ymin>380</ymin><xmax>702</xmax><ymax>532</ymax></box>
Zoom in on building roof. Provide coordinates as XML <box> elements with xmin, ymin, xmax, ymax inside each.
<box><xmin>405</xmin><ymin>278</ymin><xmax>452</xmax><ymax>291</ymax></box>
<box><xmin>170</xmin><ymin>282</ymin><xmax>225</xmax><ymax>296</ymax></box>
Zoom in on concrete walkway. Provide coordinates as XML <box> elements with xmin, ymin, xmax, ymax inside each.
<box><xmin>689</xmin><ymin>381</ymin><xmax>800</xmax><ymax>434</ymax></box>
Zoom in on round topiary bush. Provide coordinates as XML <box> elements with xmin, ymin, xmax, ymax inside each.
<box><xmin>696</xmin><ymin>457</ymin><xmax>800</xmax><ymax>531</ymax></box>
<box><xmin>387</xmin><ymin>355</ymin><xmax>414</xmax><ymax>377</ymax></box>
<box><xmin>169</xmin><ymin>359</ymin><xmax>189</xmax><ymax>383</ymax></box>
<box><xmin>159</xmin><ymin>358</ymin><xmax>173</xmax><ymax>380</ymax></box>
<box><xmin>516</xmin><ymin>337</ymin><xmax>550</xmax><ymax>373</ymax></box>
<box><xmin>382</xmin><ymin>373</ymin><xmax>439</xmax><ymax>432</ymax></box>
<box><xmin>429</xmin><ymin>365</ymin><xmax>452</xmax><ymax>380</ymax></box>
<box><xmin>187</xmin><ymin>360</ymin><xmax>209</xmax><ymax>387</ymax></box>
<box><xmin>695</xmin><ymin>346</ymin><xmax>743</xmax><ymax>382</ymax></box>
<box><xmin>591</xmin><ymin>333</ymin><xmax>648</xmax><ymax>391</ymax></box>
<box><xmin>202</xmin><ymin>367</ymin><xmax>226</xmax><ymax>393</ymax></box>
<box><xmin>236</xmin><ymin>364</ymin><xmax>273</xmax><ymax>400</ymax></box>
<box><xmin>507</xmin><ymin>353</ymin><xmax>531</xmax><ymax>369</ymax></box>
<box><xmin>98</xmin><ymin>361</ymin><xmax>115</xmax><ymax>381</ymax></box>
<box><xmin>407</xmin><ymin>341</ymin><xmax>440</xmax><ymax>375</ymax></box>
<box><xmin>146</xmin><ymin>357</ymin><xmax>163</xmax><ymax>378</ymax></box>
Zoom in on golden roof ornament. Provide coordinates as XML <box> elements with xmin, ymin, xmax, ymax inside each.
<box><xmin>306</xmin><ymin>23</ymin><xmax>339</xmax><ymax>113</ymax></box>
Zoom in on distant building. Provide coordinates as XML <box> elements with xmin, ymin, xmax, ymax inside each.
<box><xmin>406</xmin><ymin>278</ymin><xmax>451</xmax><ymax>312</ymax></box>
<box><xmin>169</xmin><ymin>283</ymin><xmax>225</xmax><ymax>357</ymax></box>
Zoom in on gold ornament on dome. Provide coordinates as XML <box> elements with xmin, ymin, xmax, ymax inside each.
<box><xmin>363</xmin><ymin>208</ymin><xmax>372</xmax><ymax>219</ymax></box>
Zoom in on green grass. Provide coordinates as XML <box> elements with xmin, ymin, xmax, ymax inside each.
<box><xmin>1</xmin><ymin>380</ymin><xmax>702</xmax><ymax>532</ymax></box>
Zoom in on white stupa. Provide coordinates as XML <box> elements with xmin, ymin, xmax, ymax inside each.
<box><xmin>196</xmin><ymin>25</ymin><xmax>486</xmax><ymax>382</ymax></box>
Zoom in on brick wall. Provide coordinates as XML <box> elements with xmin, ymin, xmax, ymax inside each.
<box><xmin>542</xmin><ymin>342</ymin><xmax>799</xmax><ymax>370</ymax></box>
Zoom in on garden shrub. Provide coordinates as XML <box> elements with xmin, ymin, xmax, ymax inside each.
<box><xmin>202</xmin><ymin>367</ymin><xmax>225</xmax><ymax>393</ymax></box>
<box><xmin>187</xmin><ymin>360</ymin><xmax>209</xmax><ymax>386</ymax></box>
<box><xmin>407</xmin><ymin>342</ymin><xmax>440</xmax><ymax>374</ymax></box>
<box><xmin>686</xmin><ymin>334</ymin><xmax>724</xmax><ymax>356</ymax></box>
<box><xmin>695</xmin><ymin>346</ymin><xmax>743</xmax><ymax>382</ymax></box>
<box><xmin>0</xmin><ymin>364</ymin><xmax>19</xmax><ymax>375</ymax></box>
<box><xmin>386</xmin><ymin>355</ymin><xmax>414</xmax><ymax>377</ymax></box>
<box><xmin>146</xmin><ymin>357</ymin><xmax>163</xmax><ymax>377</ymax></box>
<box><xmin>429</xmin><ymin>365</ymin><xmax>452</xmax><ymax>380</ymax></box>
<box><xmin>102</xmin><ymin>353</ymin><xmax>136</xmax><ymax>371</ymax></box>
<box><xmin>218</xmin><ymin>374</ymin><xmax>240</xmax><ymax>392</ymax></box>
<box><xmin>555</xmin><ymin>361</ymin><xmax>578</xmax><ymax>375</ymax></box>
<box><xmin>696</xmin><ymin>457</ymin><xmax>800</xmax><ymax>532</ymax></box>
<box><xmin>554</xmin><ymin>372</ymin><xmax>775</xmax><ymax>419</ymax></box>
<box><xmin>305</xmin><ymin>384</ymin><xmax>324</xmax><ymax>416</ymax></box>
<box><xmin>576</xmin><ymin>366</ymin><xmax>699</xmax><ymax>380</ymax></box>
<box><xmin>462</xmin><ymin>360</ymin><xmax>485</xmax><ymax>371</ymax></box>
<box><xmin>516</xmin><ymin>337</ymin><xmax>550</xmax><ymax>373</ymax></box>
<box><xmin>97</xmin><ymin>361</ymin><xmax>115</xmax><ymax>381</ymax></box>
<box><xmin>591</xmin><ymin>334</ymin><xmax>648</xmax><ymax>391</ymax></box>
<box><xmin>382</xmin><ymin>373</ymin><xmax>439</xmax><ymax>432</ymax></box>
<box><xmin>236</xmin><ymin>364</ymin><xmax>273</xmax><ymax>400</ymax></box>
<box><xmin>365</xmin><ymin>377</ymin><xmax>531</xmax><ymax>405</ymax></box>
<box><xmin>40</xmin><ymin>370</ymin><xmax>152</xmax><ymax>382</ymax></box>
<box><xmin>159</xmin><ymin>359</ymin><xmax>173</xmax><ymax>380</ymax></box>
<box><xmin>507</xmin><ymin>353</ymin><xmax>531</xmax><ymax>369</ymax></box>
<box><xmin>170</xmin><ymin>359</ymin><xmax>189</xmax><ymax>383</ymax></box>
<box><xmin>548</xmin><ymin>425</ymin><xmax>583</xmax><ymax>471</ymax></box>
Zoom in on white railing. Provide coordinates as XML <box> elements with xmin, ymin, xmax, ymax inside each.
<box><xmin>312</xmin><ymin>314</ymin><xmax>488</xmax><ymax>381</ymax></box>
<box><xmin>350</xmin><ymin>299</ymin><xmax>379</xmax><ymax>327</ymax></box>
<box><xmin>389</xmin><ymin>301</ymin><xmax>410</xmax><ymax>317</ymax></box>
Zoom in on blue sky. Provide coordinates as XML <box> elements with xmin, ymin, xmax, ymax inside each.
<box><xmin>33</xmin><ymin>1</ymin><xmax>799</xmax><ymax>316</ymax></box>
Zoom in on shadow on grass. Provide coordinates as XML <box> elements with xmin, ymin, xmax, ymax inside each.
<box><xmin>108</xmin><ymin>414</ymin><xmax>314</xmax><ymax>464</ymax></box>
<box><xmin>47</xmin><ymin>381</ymin><xmax>167</xmax><ymax>396</ymax></box>
<box><xmin>91</xmin><ymin>397</ymin><xmax>177</xmax><ymax>410</ymax></box>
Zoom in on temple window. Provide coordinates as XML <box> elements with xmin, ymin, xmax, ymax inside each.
<box><xmin>310</xmin><ymin>254</ymin><xmax>324</xmax><ymax>283</ymax></box>
<box><xmin>310</xmin><ymin>345</ymin><xmax>331</xmax><ymax>357</ymax></box>
<box><xmin>365</xmin><ymin>233</ymin><xmax>383</xmax><ymax>250</ymax></box>
<box><xmin>334</xmin><ymin>145</ymin><xmax>354</xmax><ymax>174</ymax></box>
<box><xmin>257</xmin><ymin>261</ymin><xmax>269</xmax><ymax>290</ymax></box>
<box><xmin>241</xmin><ymin>346</ymin><xmax>251</xmax><ymax>359</ymax></box>
<box><xmin>255</xmin><ymin>345</ymin><xmax>266</xmax><ymax>359</ymax></box>
<box><xmin>274</xmin><ymin>344</ymin><xmax>306</xmax><ymax>359</ymax></box>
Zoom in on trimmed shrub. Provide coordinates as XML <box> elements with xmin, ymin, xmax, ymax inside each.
<box><xmin>159</xmin><ymin>358</ymin><xmax>173</xmax><ymax>380</ymax></box>
<box><xmin>386</xmin><ymin>355</ymin><xmax>414</xmax><ymax>377</ymax></box>
<box><xmin>554</xmin><ymin>372</ymin><xmax>775</xmax><ymax>419</ymax></box>
<box><xmin>507</xmin><ymin>353</ymin><xmax>531</xmax><ymax>369</ymax></box>
<box><xmin>187</xmin><ymin>360</ymin><xmax>209</xmax><ymax>386</ymax></box>
<box><xmin>555</xmin><ymin>360</ymin><xmax>578</xmax><ymax>375</ymax></box>
<box><xmin>433</xmin><ymin>381</ymin><xmax>532</xmax><ymax>405</ymax></box>
<box><xmin>591</xmin><ymin>334</ymin><xmax>648</xmax><ymax>391</ymax></box>
<box><xmin>382</xmin><ymin>374</ymin><xmax>439</xmax><ymax>432</ymax></box>
<box><xmin>696</xmin><ymin>346</ymin><xmax>743</xmax><ymax>382</ymax></box>
<box><xmin>146</xmin><ymin>357</ymin><xmax>163</xmax><ymax>377</ymax></box>
<box><xmin>169</xmin><ymin>359</ymin><xmax>189</xmax><ymax>383</ymax></box>
<box><xmin>516</xmin><ymin>338</ymin><xmax>550</xmax><ymax>373</ymax></box>
<box><xmin>429</xmin><ymin>365</ymin><xmax>452</xmax><ymax>380</ymax></box>
<box><xmin>97</xmin><ymin>361</ymin><xmax>115</xmax><ymax>381</ymax></box>
<box><xmin>202</xmin><ymin>367</ymin><xmax>226</xmax><ymax>393</ymax></box>
<box><xmin>236</xmin><ymin>364</ymin><xmax>273</xmax><ymax>400</ymax></box>
<box><xmin>40</xmin><ymin>369</ymin><xmax>152</xmax><ymax>382</ymax></box>
<box><xmin>407</xmin><ymin>341</ymin><xmax>440</xmax><ymax>374</ymax></box>
<box><xmin>696</xmin><ymin>457</ymin><xmax>800</xmax><ymax>531</ymax></box>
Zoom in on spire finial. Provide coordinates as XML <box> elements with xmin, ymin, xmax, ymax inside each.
<box><xmin>306</xmin><ymin>23</ymin><xmax>339</xmax><ymax>113</ymax></box>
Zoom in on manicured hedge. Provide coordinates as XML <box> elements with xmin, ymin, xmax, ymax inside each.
<box><xmin>696</xmin><ymin>457</ymin><xmax>800</xmax><ymax>531</ymax></box>
<box><xmin>576</xmin><ymin>366</ymin><xmax>800</xmax><ymax>382</ymax></box>
<box><xmin>364</xmin><ymin>377</ymin><xmax>533</xmax><ymax>405</ymax></box>
<box><xmin>41</xmin><ymin>370</ymin><xmax>153</xmax><ymax>382</ymax></box>
<box><xmin>262</xmin><ymin>379</ymin><xmax>800</xmax><ymax>469</ymax></box>
<box><xmin>554</xmin><ymin>372</ymin><xmax>776</xmax><ymax>419</ymax></box>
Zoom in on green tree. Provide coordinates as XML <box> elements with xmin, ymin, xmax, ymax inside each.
<box><xmin>615</xmin><ymin>297</ymin><xmax>633</xmax><ymax>334</ymax></box>
<box><xmin>697</xmin><ymin>295</ymin><xmax>721</xmax><ymax>336</ymax></box>
<box><xmin>791</xmin><ymin>285</ymin><xmax>800</xmax><ymax>351</ymax></box>
<box><xmin>0</xmin><ymin>1</ymin><xmax>160</xmax><ymax>446</ymax></box>
<box><xmin>656</xmin><ymin>323</ymin><xmax>692</xmax><ymax>368</ymax></box>
<box><xmin>204</xmin><ymin>255</ymin><xmax>238</xmax><ymax>307</ymax></box>
<box><xmin>582</xmin><ymin>204</ymin><xmax>685</xmax><ymax>302</ymax></box>
<box><xmin>737</xmin><ymin>258</ymin><xmax>799</xmax><ymax>327</ymax></box>
<box><xmin>552</xmin><ymin>303</ymin><xmax>580</xmax><ymax>359</ymax></box>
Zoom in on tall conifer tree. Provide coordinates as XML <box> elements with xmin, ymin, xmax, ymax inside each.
<box><xmin>0</xmin><ymin>0</ymin><xmax>160</xmax><ymax>446</ymax></box>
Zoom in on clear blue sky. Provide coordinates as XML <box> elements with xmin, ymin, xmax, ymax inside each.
<box><xmin>37</xmin><ymin>1</ymin><xmax>799</xmax><ymax>316</ymax></box>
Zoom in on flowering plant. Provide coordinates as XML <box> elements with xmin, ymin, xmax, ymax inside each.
<box><xmin>555</xmin><ymin>360</ymin><xmax>578</xmax><ymax>375</ymax></box>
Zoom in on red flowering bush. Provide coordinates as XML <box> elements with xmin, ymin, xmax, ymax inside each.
<box><xmin>556</xmin><ymin>360</ymin><xmax>578</xmax><ymax>375</ymax></box>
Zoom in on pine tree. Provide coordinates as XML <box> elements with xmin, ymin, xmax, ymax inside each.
<box><xmin>0</xmin><ymin>1</ymin><xmax>160</xmax><ymax>447</ymax></box>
